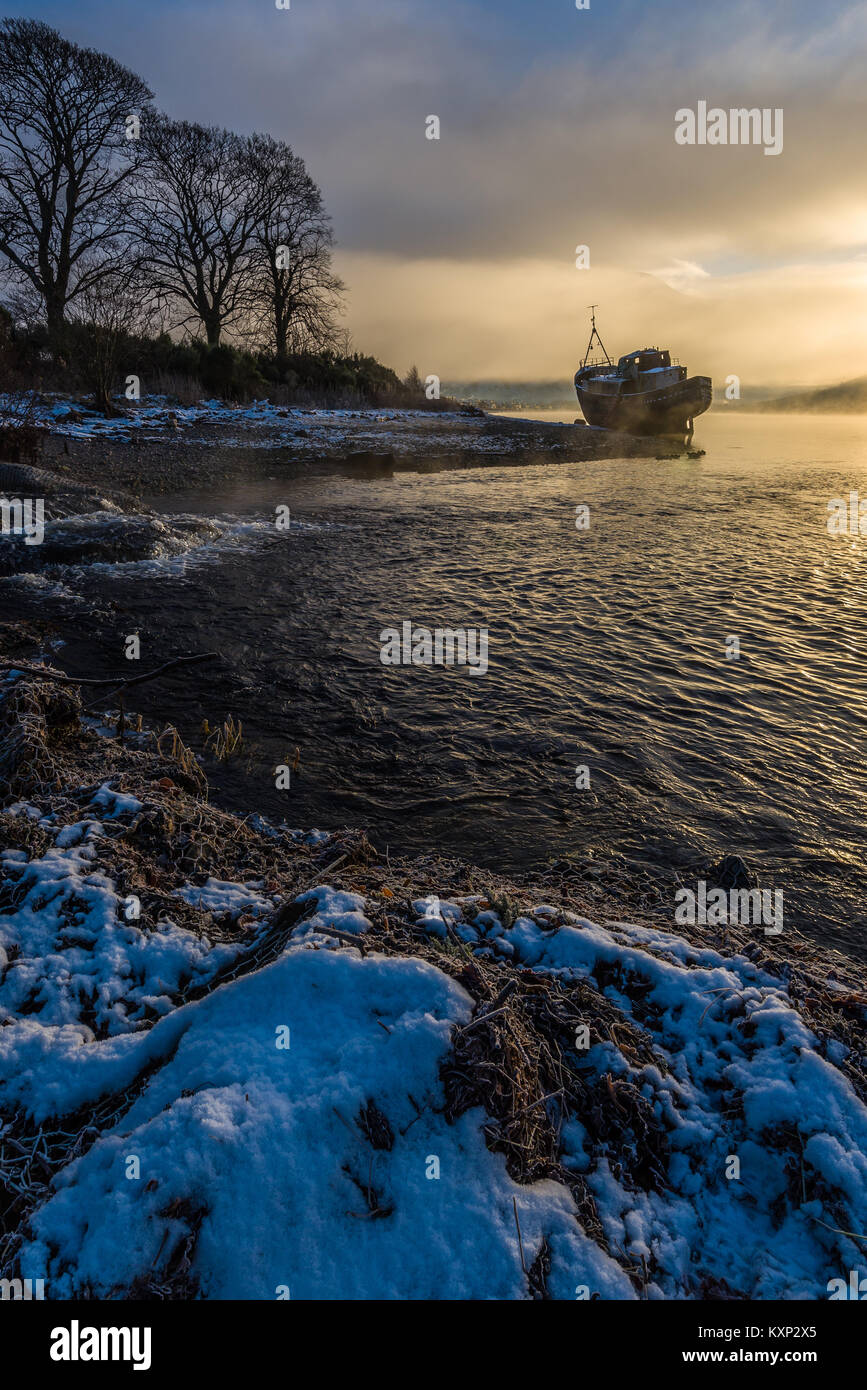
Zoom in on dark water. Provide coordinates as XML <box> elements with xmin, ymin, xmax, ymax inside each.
<box><xmin>10</xmin><ymin>411</ymin><xmax>867</xmax><ymax>956</ymax></box>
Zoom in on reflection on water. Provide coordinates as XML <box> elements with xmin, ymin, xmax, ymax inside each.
<box><xmin>19</xmin><ymin>411</ymin><xmax>867</xmax><ymax>956</ymax></box>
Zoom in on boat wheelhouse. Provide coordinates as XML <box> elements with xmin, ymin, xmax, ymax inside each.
<box><xmin>574</xmin><ymin>311</ymin><xmax>712</xmax><ymax>437</ymax></box>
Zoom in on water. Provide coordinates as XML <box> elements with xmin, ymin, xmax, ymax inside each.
<box><xmin>12</xmin><ymin>411</ymin><xmax>867</xmax><ymax>957</ymax></box>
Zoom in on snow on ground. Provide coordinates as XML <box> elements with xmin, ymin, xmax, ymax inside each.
<box><xmin>1</xmin><ymin>812</ymin><xmax>865</xmax><ymax>1299</ymax></box>
<box><xmin>175</xmin><ymin>878</ymin><xmax>274</xmax><ymax>918</ymax></box>
<box><xmin>474</xmin><ymin>910</ymin><xmax>867</xmax><ymax>1299</ymax></box>
<box><xmin>0</xmin><ymin>787</ymin><xmax>239</xmax><ymax>1035</ymax></box>
<box><xmin>12</xmin><ymin>946</ymin><xmax>630</xmax><ymax>1300</ymax></box>
<box><xmin>2</xmin><ymin>392</ymin><xmax>487</xmax><ymax>451</ymax></box>
<box><xmin>3</xmin><ymin>393</ymin><xmax>449</xmax><ymax>436</ymax></box>
<box><xmin>0</xmin><ymin>392</ymin><xmax>562</xmax><ymax>457</ymax></box>
<box><xmin>295</xmin><ymin>884</ymin><xmax>373</xmax><ymax>936</ymax></box>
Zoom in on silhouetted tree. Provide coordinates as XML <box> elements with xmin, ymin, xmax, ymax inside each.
<box><xmin>0</xmin><ymin>18</ymin><xmax>152</xmax><ymax>345</ymax></box>
<box><xmin>134</xmin><ymin>115</ymin><xmax>268</xmax><ymax>346</ymax></box>
<box><xmin>245</xmin><ymin>134</ymin><xmax>344</xmax><ymax>361</ymax></box>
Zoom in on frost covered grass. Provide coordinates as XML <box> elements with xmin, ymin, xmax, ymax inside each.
<box><xmin>3</xmin><ymin>391</ymin><xmax>483</xmax><ymax>451</ymax></box>
<box><xmin>1</xmin><ymin>390</ymin><xmax>668</xmax><ymax>467</ymax></box>
<box><xmin>0</xmin><ymin>786</ymin><xmax>240</xmax><ymax>1034</ymax></box>
<box><xmin>1</xmin><ymin>663</ymin><xmax>866</xmax><ymax>1300</ymax></box>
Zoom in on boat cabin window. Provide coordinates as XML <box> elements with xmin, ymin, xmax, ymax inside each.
<box><xmin>617</xmin><ymin>349</ymin><xmax>671</xmax><ymax>372</ymax></box>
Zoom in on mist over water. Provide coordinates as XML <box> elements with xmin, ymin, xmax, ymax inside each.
<box><xmin>19</xmin><ymin>411</ymin><xmax>867</xmax><ymax>957</ymax></box>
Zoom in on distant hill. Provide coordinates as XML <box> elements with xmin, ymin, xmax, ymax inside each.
<box><xmin>751</xmin><ymin>376</ymin><xmax>867</xmax><ymax>413</ymax></box>
<box><xmin>444</xmin><ymin>375</ymin><xmax>867</xmax><ymax>415</ymax></box>
<box><xmin>443</xmin><ymin>381</ymin><xmax>576</xmax><ymax>410</ymax></box>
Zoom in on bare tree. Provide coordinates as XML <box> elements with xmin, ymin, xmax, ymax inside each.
<box><xmin>134</xmin><ymin>115</ymin><xmax>268</xmax><ymax>347</ymax></box>
<box><xmin>0</xmin><ymin>19</ymin><xmax>152</xmax><ymax>345</ymax></box>
<box><xmin>70</xmin><ymin>265</ymin><xmax>160</xmax><ymax>415</ymax></box>
<box><xmin>245</xmin><ymin>134</ymin><xmax>345</xmax><ymax>361</ymax></box>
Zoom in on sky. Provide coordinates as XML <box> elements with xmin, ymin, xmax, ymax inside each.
<box><xmin>10</xmin><ymin>0</ymin><xmax>867</xmax><ymax>387</ymax></box>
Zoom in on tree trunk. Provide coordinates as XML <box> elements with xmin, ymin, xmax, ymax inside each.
<box><xmin>95</xmin><ymin>385</ymin><xmax>118</xmax><ymax>417</ymax></box>
<box><xmin>274</xmin><ymin>308</ymin><xmax>288</xmax><ymax>362</ymax></box>
<box><xmin>45</xmin><ymin>296</ymin><xmax>67</xmax><ymax>359</ymax></box>
<box><xmin>273</xmin><ymin>312</ymin><xmax>287</xmax><ymax>378</ymax></box>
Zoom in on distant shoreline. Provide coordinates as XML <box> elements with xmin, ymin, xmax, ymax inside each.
<box><xmin>11</xmin><ymin>399</ymin><xmax>683</xmax><ymax>502</ymax></box>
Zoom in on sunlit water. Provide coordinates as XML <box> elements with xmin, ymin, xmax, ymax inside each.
<box><xmin>11</xmin><ymin>410</ymin><xmax>867</xmax><ymax>956</ymax></box>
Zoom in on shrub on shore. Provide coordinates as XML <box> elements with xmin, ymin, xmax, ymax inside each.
<box><xmin>0</xmin><ymin>319</ymin><xmax>462</xmax><ymax>412</ymax></box>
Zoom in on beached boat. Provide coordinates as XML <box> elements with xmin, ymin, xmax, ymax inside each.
<box><xmin>574</xmin><ymin>309</ymin><xmax>712</xmax><ymax>437</ymax></box>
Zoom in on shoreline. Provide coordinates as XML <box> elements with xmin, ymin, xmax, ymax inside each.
<box><xmin>1</xmin><ymin>622</ymin><xmax>859</xmax><ymax>986</ymax></box>
<box><xmin>0</xmin><ymin>406</ymin><xmax>858</xmax><ymax>958</ymax></box>
<box><xmin>2</xmin><ymin>409</ymin><xmax>867</xmax><ymax>1299</ymax></box>
<box><xmin>24</xmin><ymin>398</ymin><xmax>690</xmax><ymax>499</ymax></box>
<box><xmin>1</xmin><ymin>622</ymin><xmax>866</xmax><ymax>1298</ymax></box>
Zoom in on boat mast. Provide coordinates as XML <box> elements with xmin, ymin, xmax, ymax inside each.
<box><xmin>581</xmin><ymin>305</ymin><xmax>612</xmax><ymax>368</ymax></box>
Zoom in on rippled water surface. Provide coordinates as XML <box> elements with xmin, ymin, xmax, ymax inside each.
<box><xmin>19</xmin><ymin>411</ymin><xmax>867</xmax><ymax>954</ymax></box>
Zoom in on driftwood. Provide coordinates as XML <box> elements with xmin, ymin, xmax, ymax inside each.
<box><xmin>1</xmin><ymin>652</ymin><xmax>219</xmax><ymax>747</ymax></box>
<box><xmin>0</xmin><ymin>652</ymin><xmax>218</xmax><ymax>690</ymax></box>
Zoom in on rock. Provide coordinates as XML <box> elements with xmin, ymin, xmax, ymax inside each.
<box><xmin>0</xmin><ymin>511</ymin><xmax>222</xmax><ymax>574</ymax></box>
<box><xmin>708</xmin><ymin>854</ymin><xmax>755</xmax><ymax>890</ymax></box>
